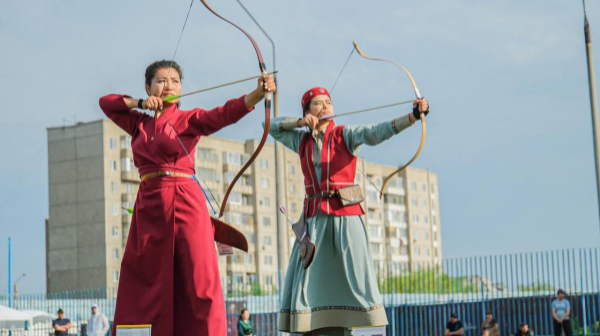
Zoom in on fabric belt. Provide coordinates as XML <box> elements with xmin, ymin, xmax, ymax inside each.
<box><xmin>140</xmin><ymin>171</ymin><xmax>192</xmax><ymax>182</ymax></box>
<box><xmin>306</xmin><ymin>191</ymin><xmax>337</xmax><ymax>199</ymax></box>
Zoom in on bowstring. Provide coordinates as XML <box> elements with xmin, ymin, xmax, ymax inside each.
<box><xmin>329</xmin><ymin>45</ymin><xmax>383</xmax><ymax>197</ymax></box>
<box><xmin>158</xmin><ymin>0</ymin><xmax>221</xmax><ymax>215</ymax></box>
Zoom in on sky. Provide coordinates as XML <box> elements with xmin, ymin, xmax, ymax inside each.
<box><xmin>1</xmin><ymin>0</ymin><xmax>600</xmax><ymax>294</ymax></box>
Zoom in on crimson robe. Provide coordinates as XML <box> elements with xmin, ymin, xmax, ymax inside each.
<box><xmin>99</xmin><ymin>94</ymin><xmax>253</xmax><ymax>336</ymax></box>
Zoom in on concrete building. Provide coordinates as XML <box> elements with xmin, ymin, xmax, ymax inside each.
<box><xmin>46</xmin><ymin>119</ymin><xmax>442</xmax><ymax>292</ymax></box>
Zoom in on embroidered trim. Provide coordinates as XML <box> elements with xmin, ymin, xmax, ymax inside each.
<box><xmin>280</xmin><ymin>304</ymin><xmax>384</xmax><ymax>314</ymax></box>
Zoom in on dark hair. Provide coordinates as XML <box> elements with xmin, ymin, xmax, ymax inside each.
<box><xmin>58</xmin><ymin>309</ymin><xmax>64</xmax><ymax>314</ymax></box>
<box><xmin>520</xmin><ymin>323</ymin><xmax>528</xmax><ymax>327</ymax></box>
<box><xmin>144</xmin><ymin>60</ymin><xmax>183</xmax><ymax>91</ymax></box>
<box><xmin>302</xmin><ymin>99</ymin><xmax>312</xmax><ymax>116</ymax></box>
<box><xmin>240</xmin><ymin>308</ymin><xmax>249</xmax><ymax>318</ymax></box>
<box><xmin>486</xmin><ymin>311</ymin><xmax>493</xmax><ymax>315</ymax></box>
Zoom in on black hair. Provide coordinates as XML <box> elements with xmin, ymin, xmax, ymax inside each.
<box><xmin>240</xmin><ymin>308</ymin><xmax>249</xmax><ymax>318</ymax></box>
<box><xmin>144</xmin><ymin>60</ymin><xmax>183</xmax><ymax>108</ymax></box>
<box><xmin>58</xmin><ymin>308</ymin><xmax>64</xmax><ymax>314</ymax></box>
<box><xmin>303</xmin><ymin>99</ymin><xmax>312</xmax><ymax>116</ymax></box>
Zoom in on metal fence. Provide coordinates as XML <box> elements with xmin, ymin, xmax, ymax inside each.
<box><xmin>2</xmin><ymin>247</ymin><xmax>599</xmax><ymax>336</ymax></box>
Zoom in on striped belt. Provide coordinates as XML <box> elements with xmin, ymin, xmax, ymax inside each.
<box><xmin>306</xmin><ymin>191</ymin><xmax>336</xmax><ymax>199</ymax></box>
<box><xmin>140</xmin><ymin>171</ymin><xmax>192</xmax><ymax>182</ymax></box>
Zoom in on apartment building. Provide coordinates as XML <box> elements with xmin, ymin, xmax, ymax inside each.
<box><xmin>46</xmin><ymin>119</ymin><xmax>441</xmax><ymax>292</ymax></box>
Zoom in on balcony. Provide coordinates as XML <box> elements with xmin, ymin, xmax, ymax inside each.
<box><xmin>197</xmin><ymin>160</ymin><xmax>219</xmax><ymax>171</ymax></box>
<box><xmin>391</xmin><ymin>254</ymin><xmax>409</xmax><ymax>262</ymax></box>
<box><xmin>385</xmin><ymin>186</ymin><xmax>405</xmax><ymax>196</ymax></box>
<box><xmin>120</xmin><ymin>148</ymin><xmax>132</xmax><ymax>158</ymax></box>
<box><xmin>384</xmin><ymin>203</ymin><xmax>406</xmax><ymax>212</ymax></box>
<box><xmin>121</xmin><ymin>193</ymin><xmax>136</xmax><ymax>203</ymax></box>
<box><xmin>224</xmin><ymin>183</ymin><xmax>254</xmax><ymax>195</ymax></box>
<box><xmin>223</xmin><ymin>163</ymin><xmax>252</xmax><ymax>175</ymax></box>
<box><xmin>121</xmin><ymin>171</ymin><xmax>139</xmax><ymax>182</ymax></box>
<box><xmin>225</xmin><ymin>203</ymin><xmax>254</xmax><ymax>214</ymax></box>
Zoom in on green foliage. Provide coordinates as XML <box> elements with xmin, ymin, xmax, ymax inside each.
<box><xmin>378</xmin><ymin>268</ymin><xmax>479</xmax><ymax>294</ymax></box>
<box><xmin>518</xmin><ymin>282</ymin><xmax>554</xmax><ymax>292</ymax></box>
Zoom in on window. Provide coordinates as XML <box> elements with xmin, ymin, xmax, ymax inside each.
<box><xmin>400</xmin><ymin>246</ymin><xmax>409</xmax><ymax>255</ymax></box>
<box><xmin>263</xmin><ymin>217</ymin><xmax>271</xmax><ymax>227</ymax></box>
<box><xmin>412</xmin><ymin>214</ymin><xmax>419</xmax><ymax>223</ymax></box>
<box><xmin>125</xmin><ymin>183</ymin><xmax>133</xmax><ymax>194</ymax></box>
<box><xmin>110</xmin><ymin>160</ymin><xmax>117</xmax><ymax>172</ymax></box>
<box><xmin>432</xmin><ymin>215</ymin><xmax>437</xmax><ymax>225</ymax></box>
<box><xmin>264</xmin><ymin>255</ymin><xmax>273</xmax><ymax>265</ymax></box>
<box><xmin>399</xmin><ymin>228</ymin><xmax>408</xmax><ymax>238</ymax></box>
<box><xmin>197</xmin><ymin>148</ymin><xmax>219</xmax><ymax>162</ymax></box>
<box><xmin>356</xmin><ymin>174</ymin><xmax>362</xmax><ymax>182</ymax></box>
<box><xmin>289</xmin><ymin>165</ymin><xmax>295</xmax><ymax>175</ymax></box>
<box><xmin>367</xmin><ymin>191</ymin><xmax>378</xmax><ymax>202</ymax></box>
<box><xmin>369</xmin><ymin>226</ymin><xmax>383</xmax><ymax>238</ymax></box>
<box><xmin>415</xmin><ymin>248</ymin><xmax>421</xmax><ymax>256</ymax></box>
<box><xmin>112</xmin><ymin>226</ymin><xmax>120</xmax><ymax>237</ymax></box>
<box><xmin>266</xmin><ymin>275</ymin><xmax>273</xmax><ymax>286</ymax></box>
<box><xmin>261</xmin><ymin>177</ymin><xmax>269</xmax><ymax>189</ymax></box>
<box><xmin>264</xmin><ymin>236</ymin><xmax>272</xmax><ymax>246</ymax></box>
<box><xmin>113</xmin><ymin>248</ymin><xmax>120</xmax><ymax>260</ymax></box>
<box><xmin>423</xmin><ymin>199</ymin><xmax>428</xmax><ymax>208</ymax></box>
<box><xmin>121</xmin><ymin>136</ymin><xmax>132</xmax><ymax>150</ymax></box>
<box><xmin>229</xmin><ymin>192</ymin><xmax>242</xmax><ymax>205</ymax></box>
<box><xmin>111</xmin><ymin>181</ymin><xmax>118</xmax><ymax>194</ymax></box>
<box><xmin>431</xmin><ymin>185</ymin><xmax>436</xmax><ymax>194</ymax></box>
<box><xmin>411</xmin><ymin>182</ymin><xmax>417</xmax><ymax>191</ymax></box>
<box><xmin>261</xmin><ymin>197</ymin><xmax>270</xmax><ymax>208</ymax></box>
<box><xmin>413</xmin><ymin>231</ymin><xmax>420</xmax><ymax>240</ymax></box>
<box><xmin>422</xmin><ymin>183</ymin><xmax>427</xmax><ymax>192</ymax></box>
<box><xmin>432</xmin><ymin>199</ymin><xmax>436</xmax><ymax>208</ymax></box>
<box><xmin>113</xmin><ymin>270</ymin><xmax>120</xmax><ymax>282</ymax></box>
<box><xmin>370</xmin><ymin>243</ymin><xmax>383</xmax><ymax>254</ymax></box>
<box><xmin>411</xmin><ymin>198</ymin><xmax>418</xmax><ymax>206</ymax></box>
<box><xmin>111</xmin><ymin>204</ymin><xmax>119</xmax><ymax>216</ymax></box>
<box><xmin>290</xmin><ymin>184</ymin><xmax>296</xmax><ymax>193</ymax></box>
<box><xmin>368</xmin><ymin>209</ymin><xmax>376</xmax><ymax>219</ymax></box>
<box><xmin>223</xmin><ymin>152</ymin><xmax>242</xmax><ymax>165</ymax></box>
<box><xmin>426</xmin><ymin>248</ymin><xmax>431</xmax><ymax>256</ymax></box>
<box><xmin>434</xmin><ymin>234</ymin><xmax>438</xmax><ymax>242</ymax></box>
<box><xmin>245</xmin><ymin>254</ymin><xmax>253</xmax><ymax>265</ymax></box>
<box><xmin>291</xmin><ymin>202</ymin><xmax>297</xmax><ymax>212</ymax></box>
<box><xmin>424</xmin><ymin>216</ymin><xmax>429</xmax><ymax>224</ymax></box>
<box><xmin>198</xmin><ymin>168</ymin><xmax>220</xmax><ymax>182</ymax></box>
<box><xmin>109</xmin><ymin>137</ymin><xmax>117</xmax><ymax>150</ymax></box>
<box><xmin>425</xmin><ymin>232</ymin><xmax>430</xmax><ymax>241</ymax></box>
<box><xmin>260</xmin><ymin>159</ymin><xmax>269</xmax><ymax>170</ymax></box>
<box><xmin>387</xmin><ymin>210</ymin><xmax>404</xmax><ymax>222</ymax></box>
<box><xmin>121</xmin><ymin>157</ymin><xmax>133</xmax><ymax>172</ymax></box>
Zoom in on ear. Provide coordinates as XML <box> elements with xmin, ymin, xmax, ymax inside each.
<box><xmin>145</xmin><ymin>84</ymin><xmax>151</xmax><ymax>96</ymax></box>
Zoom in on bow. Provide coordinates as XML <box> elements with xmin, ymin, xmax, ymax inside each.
<box><xmin>352</xmin><ymin>41</ymin><xmax>426</xmax><ymax>199</ymax></box>
<box><xmin>198</xmin><ymin>0</ymin><xmax>272</xmax><ymax>218</ymax></box>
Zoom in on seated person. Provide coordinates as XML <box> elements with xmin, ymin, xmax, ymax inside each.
<box><xmin>482</xmin><ymin>311</ymin><xmax>499</xmax><ymax>336</ymax></box>
<box><xmin>512</xmin><ymin>322</ymin><xmax>534</xmax><ymax>336</ymax></box>
<box><xmin>446</xmin><ymin>313</ymin><xmax>464</xmax><ymax>336</ymax></box>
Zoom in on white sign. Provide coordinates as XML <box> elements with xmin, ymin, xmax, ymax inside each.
<box><xmin>116</xmin><ymin>325</ymin><xmax>151</xmax><ymax>336</ymax></box>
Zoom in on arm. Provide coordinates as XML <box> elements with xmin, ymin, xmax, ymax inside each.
<box><xmin>184</xmin><ymin>95</ymin><xmax>254</xmax><ymax>136</ymax></box>
<box><xmin>263</xmin><ymin>117</ymin><xmax>307</xmax><ymax>154</ymax></box>
<box><xmin>343</xmin><ymin>114</ymin><xmax>413</xmax><ymax>155</ymax></box>
<box><xmin>445</xmin><ymin>329</ymin><xmax>451</xmax><ymax>336</ymax></box>
<box><xmin>65</xmin><ymin>321</ymin><xmax>72</xmax><ymax>329</ymax></box>
<box><xmin>99</xmin><ymin>94</ymin><xmax>149</xmax><ymax>136</ymax></box>
<box><xmin>552</xmin><ymin>308</ymin><xmax>559</xmax><ymax>321</ymax></box>
<box><xmin>561</xmin><ymin>308</ymin><xmax>571</xmax><ymax>321</ymax></box>
<box><xmin>454</xmin><ymin>328</ymin><xmax>465</xmax><ymax>336</ymax></box>
<box><xmin>101</xmin><ymin>314</ymin><xmax>110</xmax><ymax>334</ymax></box>
<box><xmin>237</xmin><ymin>321</ymin><xmax>245</xmax><ymax>336</ymax></box>
<box><xmin>54</xmin><ymin>324</ymin><xmax>65</xmax><ymax>331</ymax></box>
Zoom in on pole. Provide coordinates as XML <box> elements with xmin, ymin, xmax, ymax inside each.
<box><xmin>8</xmin><ymin>237</ymin><xmax>12</xmax><ymax>308</ymax></box>
<box><xmin>236</xmin><ymin>0</ymin><xmax>289</xmax><ymax>288</ymax></box>
<box><xmin>583</xmin><ymin>0</ymin><xmax>600</xmax><ymax>230</ymax></box>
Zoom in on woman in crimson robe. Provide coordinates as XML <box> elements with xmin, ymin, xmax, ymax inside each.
<box><xmin>99</xmin><ymin>60</ymin><xmax>275</xmax><ymax>336</ymax></box>
<box><xmin>270</xmin><ymin>87</ymin><xmax>429</xmax><ymax>335</ymax></box>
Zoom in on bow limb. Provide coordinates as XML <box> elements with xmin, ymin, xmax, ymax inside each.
<box><xmin>198</xmin><ymin>0</ymin><xmax>272</xmax><ymax>218</ymax></box>
<box><xmin>352</xmin><ymin>41</ymin><xmax>426</xmax><ymax>199</ymax></box>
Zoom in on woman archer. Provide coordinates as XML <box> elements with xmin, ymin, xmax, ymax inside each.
<box><xmin>99</xmin><ymin>60</ymin><xmax>275</xmax><ymax>336</ymax></box>
<box><xmin>268</xmin><ymin>87</ymin><xmax>429</xmax><ymax>335</ymax></box>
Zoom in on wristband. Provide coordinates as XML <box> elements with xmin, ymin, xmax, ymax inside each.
<box><xmin>138</xmin><ymin>99</ymin><xmax>144</xmax><ymax>109</ymax></box>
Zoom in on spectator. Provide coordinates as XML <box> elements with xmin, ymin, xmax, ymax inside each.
<box><xmin>552</xmin><ymin>289</ymin><xmax>573</xmax><ymax>336</ymax></box>
<box><xmin>446</xmin><ymin>313</ymin><xmax>464</xmax><ymax>336</ymax></box>
<box><xmin>512</xmin><ymin>322</ymin><xmax>534</xmax><ymax>336</ymax></box>
<box><xmin>52</xmin><ymin>308</ymin><xmax>72</xmax><ymax>336</ymax></box>
<box><xmin>482</xmin><ymin>311</ymin><xmax>499</xmax><ymax>336</ymax></box>
<box><xmin>237</xmin><ymin>308</ymin><xmax>255</xmax><ymax>336</ymax></box>
<box><xmin>87</xmin><ymin>303</ymin><xmax>110</xmax><ymax>336</ymax></box>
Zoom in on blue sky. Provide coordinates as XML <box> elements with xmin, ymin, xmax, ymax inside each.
<box><xmin>1</xmin><ymin>0</ymin><xmax>599</xmax><ymax>294</ymax></box>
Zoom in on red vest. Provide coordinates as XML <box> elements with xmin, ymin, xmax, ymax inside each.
<box><xmin>299</xmin><ymin>122</ymin><xmax>365</xmax><ymax>218</ymax></box>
